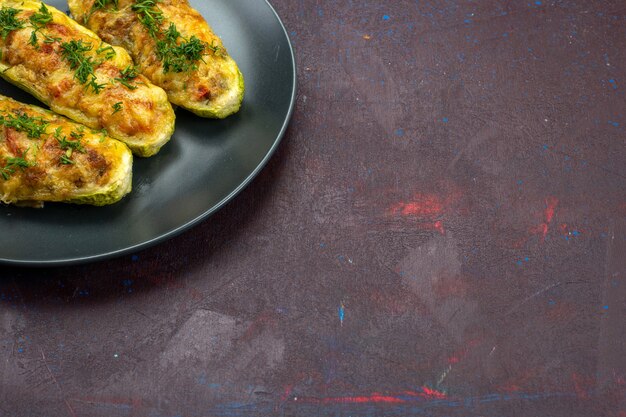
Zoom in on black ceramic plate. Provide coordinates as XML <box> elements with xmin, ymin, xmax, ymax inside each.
<box><xmin>0</xmin><ymin>0</ymin><xmax>296</xmax><ymax>266</ymax></box>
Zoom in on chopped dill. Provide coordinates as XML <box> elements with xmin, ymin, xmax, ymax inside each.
<box><xmin>86</xmin><ymin>0</ymin><xmax>119</xmax><ymax>23</ymax></box>
<box><xmin>59</xmin><ymin>39</ymin><xmax>106</xmax><ymax>94</ymax></box>
<box><xmin>0</xmin><ymin>112</ymin><xmax>48</xmax><ymax>139</ymax></box>
<box><xmin>1</xmin><ymin>150</ymin><xmax>32</xmax><ymax>180</ymax></box>
<box><xmin>131</xmin><ymin>0</ymin><xmax>163</xmax><ymax>38</ymax></box>
<box><xmin>114</xmin><ymin>65</ymin><xmax>139</xmax><ymax>89</ymax></box>
<box><xmin>59</xmin><ymin>153</ymin><xmax>74</xmax><ymax>165</ymax></box>
<box><xmin>131</xmin><ymin>0</ymin><xmax>213</xmax><ymax>73</ymax></box>
<box><xmin>0</xmin><ymin>7</ymin><xmax>25</xmax><ymax>40</ymax></box>
<box><xmin>27</xmin><ymin>3</ymin><xmax>54</xmax><ymax>48</ymax></box>
<box><xmin>96</xmin><ymin>43</ymin><xmax>116</xmax><ymax>60</ymax></box>
<box><xmin>112</xmin><ymin>102</ymin><xmax>123</xmax><ymax>114</ymax></box>
<box><xmin>54</xmin><ymin>127</ymin><xmax>85</xmax><ymax>164</ymax></box>
<box><xmin>54</xmin><ymin>127</ymin><xmax>85</xmax><ymax>152</ymax></box>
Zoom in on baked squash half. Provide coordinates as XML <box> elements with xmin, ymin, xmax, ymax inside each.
<box><xmin>69</xmin><ymin>0</ymin><xmax>244</xmax><ymax>118</ymax></box>
<box><xmin>0</xmin><ymin>0</ymin><xmax>175</xmax><ymax>156</ymax></box>
<box><xmin>0</xmin><ymin>94</ymin><xmax>132</xmax><ymax>207</ymax></box>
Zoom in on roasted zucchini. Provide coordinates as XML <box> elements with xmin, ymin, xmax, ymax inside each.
<box><xmin>0</xmin><ymin>94</ymin><xmax>132</xmax><ymax>206</ymax></box>
<box><xmin>69</xmin><ymin>0</ymin><xmax>244</xmax><ymax>118</ymax></box>
<box><xmin>0</xmin><ymin>0</ymin><xmax>175</xmax><ymax>156</ymax></box>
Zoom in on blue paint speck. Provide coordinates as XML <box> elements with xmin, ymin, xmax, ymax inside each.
<box><xmin>517</xmin><ymin>179</ymin><xmax>523</xmax><ymax>185</ymax></box>
<box><xmin>603</xmin><ymin>305</ymin><xmax>609</xmax><ymax>310</ymax></box>
<box><xmin>464</xmin><ymin>19</ymin><xmax>471</xmax><ymax>23</ymax></box>
<box><xmin>395</xmin><ymin>128</ymin><xmax>405</xmax><ymax>137</ymax></box>
<box><xmin>17</xmin><ymin>347</ymin><xmax>24</xmax><ymax>353</ymax></box>
<box><xmin>571</xmin><ymin>230</ymin><xmax>580</xmax><ymax>236</ymax></box>
<box><xmin>535</xmin><ymin>1</ymin><xmax>542</xmax><ymax>5</ymax></box>
<box><xmin>319</xmin><ymin>242</ymin><xmax>326</xmax><ymax>248</ymax></box>
<box><xmin>524</xmin><ymin>257</ymin><xmax>530</xmax><ymax>262</ymax></box>
<box><xmin>442</xmin><ymin>117</ymin><xmax>449</xmax><ymax>123</ymax></box>
<box><xmin>383</xmin><ymin>15</ymin><xmax>390</xmax><ymax>20</ymax></box>
<box><xmin>122</xmin><ymin>279</ymin><xmax>133</xmax><ymax>293</ymax></box>
<box><xmin>608</xmin><ymin>121</ymin><xmax>620</xmax><ymax>127</ymax></box>
<box><xmin>548</xmin><ymin>299</ymin><xmax>556</xmax><ymax>305</ymax></box>
<box><xmin>338</xmin><ymin>303</ymin><xmax>345</xmax><ymax>324</ymax></box>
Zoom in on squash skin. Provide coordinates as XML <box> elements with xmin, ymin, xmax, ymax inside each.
<box><xmin>0</xmin><ymin>94</ymin><xmax>132</xmax><ymax>207</ymax></box>
<box><xmin>69</xmin><ymin>0</ymin><xmax>244</xmax><ymax>118</ymax></box>
<box><xmin>0</xmin><ymin>0</ymin><xmax>175</xmax><ymax>157</ymax></box>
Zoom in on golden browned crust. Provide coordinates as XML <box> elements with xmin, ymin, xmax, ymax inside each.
<box><xmin>0</xmin><ymin>94</ymin><xmax>132</xmax><ymax>206</ymax></box>
<box><xmin>69</xmin><ymin>0</ymin><xmax>244</xmax><ymax>118</ymax></box>
<box><xmin>0</xmin><ymin>0</ymin><xmax>175</xmax><ymax>156</ymax></box>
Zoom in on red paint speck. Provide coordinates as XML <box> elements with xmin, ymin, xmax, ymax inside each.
<box><xmin>571</xmin><ymin>372</ymin><xmax>593</xmax><ymax>400</ymax></box>
<box><xmin>387</xmin><ymin>193</ymin><xmax>444</xmax><ymax>217</ymax></box>
<box><xmin>309</xmin><ymin>394</ymin><xmax>405</xmax><ymax>404</ymax></box>
<box><xmin>281</xmin><ymin>385</ymin><xmax>293</xmax><ymax>402</ymax></box>
<box><xmin>418</xmin><ymin>386</ymin><xmax>447</xmax><ymax>399</ymax></box>
<box><xmin>498</xmin><ymin>383</ymin><xmax>522</xmax><ymax>393</ymax></box>
<box><xmin>527</xmin><ymin>196</ymin><xmax>559</xmax><ymax>242</ymax></box>
<box><xmin>386</xmin><ymin>191</ymin><xmax>462</xmax><ymax>234</ymax></box>
<box><xmin>544</xmin><ymin>196</ymin><xmax>558</xmax><ymax>223</ymax></box>
<box><xmin>294</xmin><ymin>387</ymin><xmax>447</xmax><ymax>405</ymax></box>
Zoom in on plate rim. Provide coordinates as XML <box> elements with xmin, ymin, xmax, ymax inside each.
<box><xmin>0</xmin><ymin>0</ymin><xmax>297</xmax><ymax>267</ymax></box>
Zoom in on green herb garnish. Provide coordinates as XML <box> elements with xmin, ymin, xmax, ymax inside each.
<box><xmin>1</xmin><ymin>150</ymin><xmax>32</xmax><ymax>180</ymax></box>
<box><xmin>114</xmin><ymin>65</ymin><xmax>139</xmax><ymax>89</ymax></box>
<box><xmin>43</xmin><ymin>35</ymin><xmax>61</xmax><ymax>44</ymax></box>
<box><xmin>0</xmin><ymin>112</ymin><xmax>48</xmax><ymax>139</ymax></box>
<box><xmin>59</xmin><ymin>39</ymin><xmax>106</xmax><ymax>94</ymax></box>
<box><xmin>156</xmin><ymin>23</ymin><xmax>207</xmax><ymax>73</ymax></box>
<box><xmin>54</xmin><ymin>128</ymin><xmax>85</xmax><ymax>152</ymax></box>
<box><xmin>92</xmin><ymin>0</ymin><xmax>118</xmax><ymax>11</ymax></box>
<box><xmin>28</xmin><ymin>3</ymin><xmax>54</xmax><ymax>47</ymax></box>
<box><xmin>112</xmin><ymin>102</ymin><xmax>123</xmax><ymax>114</ymax></box>
<box><xmin>59</xmin><ymin>152</ymin><xmax>74</xmax><ymax>165</ymax></box>
<box><xmin>96</xmin><ymin>43</ymin><xmax>116</xmax><ymax>60</ymax></box>
<box><xmin>0</xmin><ymin>7</ymin><xmax>25</xmax><ymax>40</ymax></box>
<box><xmin>29</xmin><ymin>3</ymin><xmax>53</xmax><ymax>27</ymax></box>
<box><xmin>131</xmin><ymin>0</ymin><xmax>163</xmax><ymax>38</ymax></box>
<box><xmin>86</xmin><ymin>0</ymin><xmax>118</xmax><ymax>23</ymax></box>
<box><xmin>131</xmin><ymin>0</ymin><xmax>211</xmax><ymax>73</ymax></box>
<box><xmin>54</xmin><ymin>128</ymin><xmax>85</xmax><ymax>164</ymax></box>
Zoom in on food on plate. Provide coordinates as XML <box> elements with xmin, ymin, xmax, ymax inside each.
<box><xmin>0</xmin><ymin>94</ymin><xmax>132</xmax><ymax>207</ymax></box>
<box><xmin>69</xmin><ymin>0</ymin><xmax>244</xmax><ymax>118</ymax></box>
<box><xmin>0</xmin><ymin>0</ymin><xmax>175</xmax><ymax>157</ymax></box>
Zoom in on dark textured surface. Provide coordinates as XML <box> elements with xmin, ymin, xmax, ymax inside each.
<box><xmin>1</xmin><ymin>0</ymin><xmax>625</xmax><ymax>416</ymax></box>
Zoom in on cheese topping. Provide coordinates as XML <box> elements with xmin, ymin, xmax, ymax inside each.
<box><xmin>69</xmin><ymin>0</ymin><xmax>244</xmax><ymax>118</ymax></box>
<box><xmin>0</xmin><ymin>0</ymin><xmax>175</xmax><ymax>156</ymax></box>
<box><xmin>0</xmin><ymin>94</ymin><xmax>132</xmax><ymax>206</ymax></box>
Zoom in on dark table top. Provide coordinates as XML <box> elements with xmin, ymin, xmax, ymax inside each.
<box><xmin>1</xmin><ymin>0</ymin><xmax>625</xmax><ymax>416</ymax></box>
